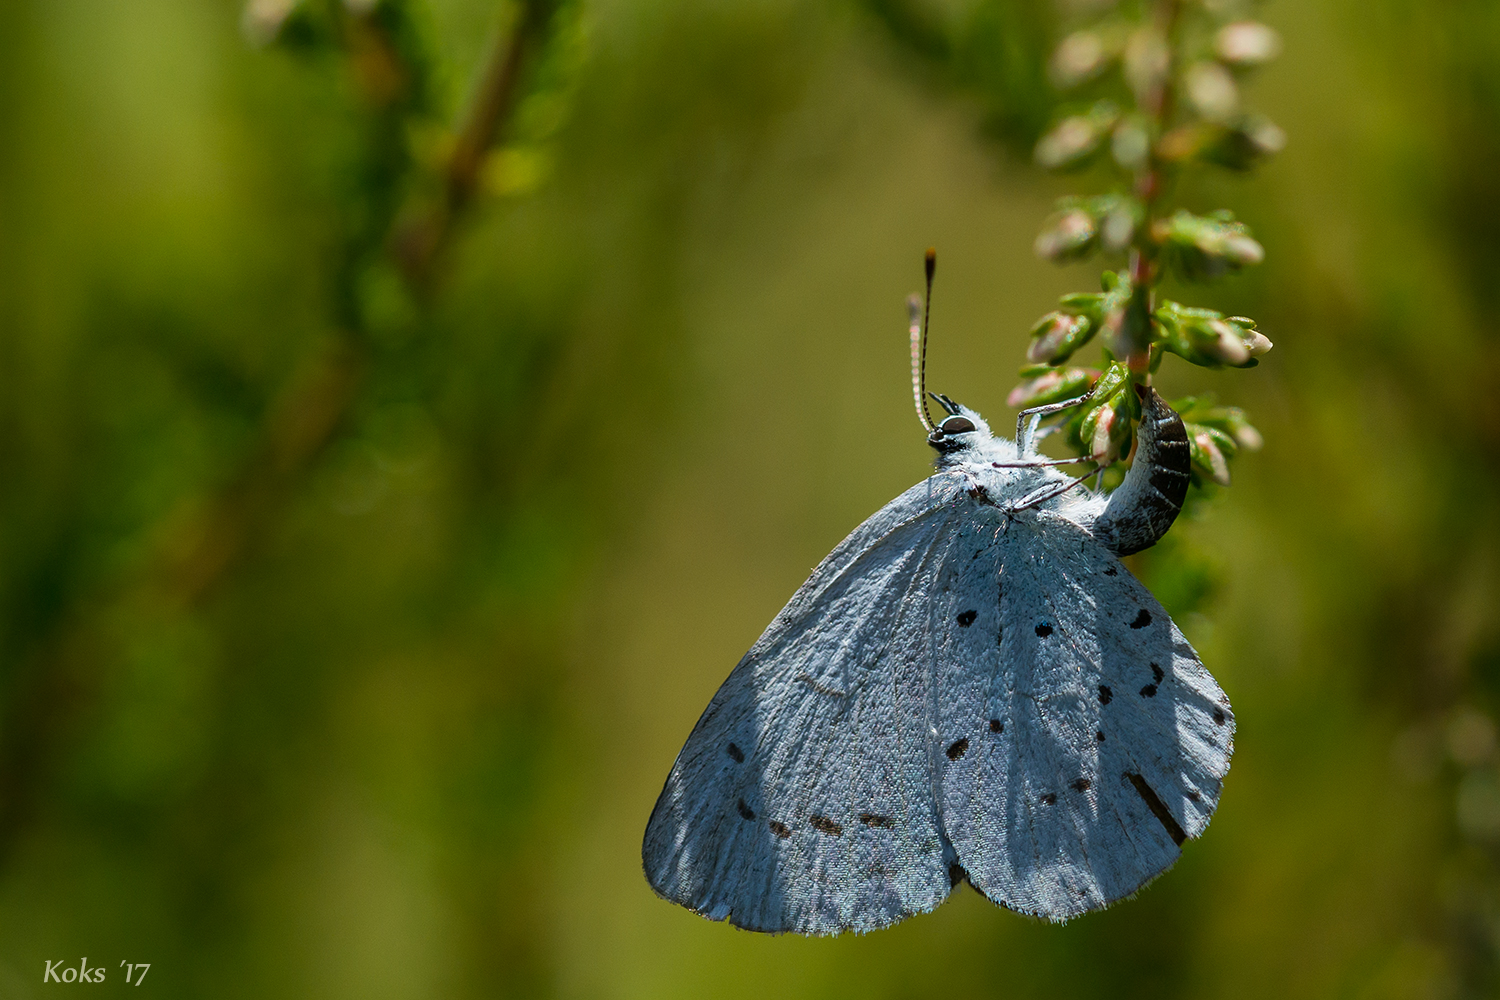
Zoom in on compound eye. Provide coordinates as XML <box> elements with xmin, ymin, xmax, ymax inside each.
<box><xmin>938</xmin><ymin>415</ymin><xmax>975</xmax><ymax>435</ymax></box>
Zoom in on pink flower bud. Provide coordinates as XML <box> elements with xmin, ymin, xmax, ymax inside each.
<box><xmin>1051</xmin><ymin>32</ymin><xmax>1107</xmax><ymax>88</ymax></box>
<box><xmin>1111</xmin><ymin>119</ymin><xmax>1151</xmax><ymax>172</ymax></box>
<box><xmin>1204</xmin><ymin>319</ymin><xmax>1250</xmax><ymax>365</ymax></box>
<box><xmin>1232</xmin><ymin>423</ymin><xmax>1264</xmax><ymax>451</ymax></box>
<box><xmin>1027</xmin><ymin>311</ymin><xmax>1093</xmax><ymax>363</ymax></box>
<box><xmin>1244</xmin><ymin>330</ymin><xmax>1273</xmax><ymax>356</ymax></box>
<box><xmin>1006</xmin><ymin>366</ymin><xmax>1099</xmax><ymax>409</ymax></box>
<box><xmin>1246</xmin><ymin>118</ymin><xmax>1287</xmax><ymax>156</ymax></box>
<box><xmin>1221</xmin><ymin>234</ymin><xmax>1264</xmax><ymax>266</ymax></box>
<box><xmin>1101</xmin><ymin>204</ymin><xmax>1136</xmax><ymax>250</ymax></box>
<box><xmin>1036</xmin><ymin>118</ymin><xmax>1102</xmax><ymax>170</ymax></box>
<box><xmin>1034</xmin><ymin>210</ymin><xmax>1097</xmax><ymax>261</ymax></box>
<box><xmin>1185</xmin><ymin>62</ymin><xmax>1239</xmax><ymax>122</ymax></box>
<box><xmin>1090</xmin><ymin>406</ymin><xmax>1120</xmax><ymax>463</ymax></box>
<box><xmin>1216</xmin><ymin>21</ymin><xmax>1282</xmax><ymax>67</ymax></box>
<box><xmin>243</xmin><ymin>0</ymin><xmax>299</xmax><ymax>45</ymax></box>
<box><xmin>1193</xmin><ymin>430</ymin><xmax>1232</xmax><ymax>486</ymax></box>
<box><xmin>1006</xmin><ymin>371</ymin><xmax>1062</xmax><ymax>408</ymax></box>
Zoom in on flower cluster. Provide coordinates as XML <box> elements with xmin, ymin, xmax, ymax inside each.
<box><xmin>1014</xmin><ymin>1</ymin><xmax>1282</xmax><ymax>489</ymax></box>
<box><xmin>1174</xmin><ymin>395</ymin><xmax>1263</xmax><ymax>486</ymax></box>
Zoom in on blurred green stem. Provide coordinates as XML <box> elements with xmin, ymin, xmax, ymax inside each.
<box><xmin>1126</xmin><ymin>0</ymin><xmax>1181</xmax><ymax>378</ymax></box>
<box><xmin>0</xmin><ymin>0</ymin><xmax>547</xmax><ymax>861</ymax></box>
<box><xmin>398</xmin><ymin>0</ymin><xmax>557</xmax><ymax>289</ymax></box>
<box><xmin>172</xmin><ymin>0</ymin><xmax>554</xmax><ymax>603</ymax></box>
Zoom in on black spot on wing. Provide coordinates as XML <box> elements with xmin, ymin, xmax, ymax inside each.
<box><xmin>1151</xmin><ymin>663</ymin><xmax>1164</xmax><ymax>683</ymax></box>
<box><xmin>1127</xmin><ymin>773</ymin><xmax>1186</xmax><ymax>846</ymax></box>
<box><xmin>1103</xmin><ymin>567</ymin><xmax>1118</xmax><ymax>576</ymax></box>
<box><xmin>1096</xmin><ymin>730</ymin><xmax>1106</xmax><ymax>741</ymax></box>
<box><xmin>1071</xmin><ymin>778</ymin><xmax>1091</xmax><ymax>792</ymax></box>
<box><xmin>946</xmin><ymin>737</ymin><xmax>970</xmax><ymax>761</ymax></box>
<box><xmin>1098</xmin><ymin>684</ymin><xmax>1113</xmax><ymax>705</ymax></box>
<box><xmin>1035</xmin><ymin>623</ymin><xmax>1054</xmax><ymax>637</ymax></box>
<box><xmin>1040</xmin><ymin>793</ymin><xmax>1057</xmax><ymax>805</ymax></box>
<box><xmin>1130</xmin><ymin>609</ymin><xmax>1152</xmax><ymax>629</ymax></box>
<box><xmin>859</xmin><ymin>812</ymin><xmax>894</xmax><ymax>829</ymax></box>
<box><xmin>1140</xmin><ymin>684</ymin><xmax>1157</xmax><ymax>698</ymax></box>
<box><xmin>1213</xmin><ymin>708</ymin><xmax>1226</xmax><ymax>725</ymax></box>
<box><xmin>809</xmin><ymin>814</ymin><xmax>843</xmax><ymax>837</ymax></box>
<box><xmin>956</xmin><ymin>609</ymin><xmax>977</xmax><ymax>627</ymax></box>
<box><xmin>726</xmin><ymin>743</ymin><xmax>744</xmax><ymax>763</ymax></box>
<box><xmin>768</xmin><ymin>821</ymin><xmax>792</xmax><ymax>839</ymax></box>
<box><xmin>737</xmin><ymin>799</ymin><xmax>756</xmax><ymax>821</ymax></box>
<box><xmin>989</xmin><ymin>719</ymin><xmax>1004</xmax><ymax>733</ymax></box>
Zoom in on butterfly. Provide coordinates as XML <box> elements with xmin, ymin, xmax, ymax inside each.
<box><xmin>642</xmin><ymin>253</ymin><xmax>1234</xmax><ymax>934</ymax></box>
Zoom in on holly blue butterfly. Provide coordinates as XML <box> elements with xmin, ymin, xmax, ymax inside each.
<box><xmin>642</xmin><ymin>253</ymin><xmax>1234</xmax><ymax>934</ymax></box>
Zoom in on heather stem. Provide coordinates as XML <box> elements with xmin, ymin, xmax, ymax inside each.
<box><xmin>1126</xmin><ymin>0</ymin><xmax>1184</xmax><ymax>380</ymax></box>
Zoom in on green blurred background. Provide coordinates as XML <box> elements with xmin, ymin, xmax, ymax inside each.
<box><xmin>1</xmin><ymin>0</ymin><xmax>1498</xmax><ymax>996</ymax></box>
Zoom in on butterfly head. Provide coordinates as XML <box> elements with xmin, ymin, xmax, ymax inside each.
<box><xmin>926</xmin><ymin>394</ymin><xmax>991</xmax><ymax>457</ymax></box>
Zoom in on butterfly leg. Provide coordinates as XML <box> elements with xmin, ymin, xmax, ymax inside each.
<box><xmin>1006</xmin><ymin>467</ymin><xmax>1100</xmax><ymax>513</ymax></box>
<box><xmin>989</xmin><ymin>455</ymin><xmax>1096</xmax><ymax>470</ymax></box>
<box><xmin>1014</xmin><ymin>390</ymin><xmax>1095</xmax><ymax>454</ymax></box>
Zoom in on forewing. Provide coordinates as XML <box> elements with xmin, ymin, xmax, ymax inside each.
<box><xmin>936</xmin><ymin>510</ymin><xmax>1234</xmax><ymax>920</ymax></box>
<box><xmin>643</xmin><ymin>472</ymin><xmax>969</xmax><ymax>935</ymax></box>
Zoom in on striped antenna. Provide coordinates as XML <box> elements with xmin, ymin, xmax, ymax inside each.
<box><xmin>910</xmin><ymin>248</ymin><xmax>937</xmax><ymax>432</ymax></box>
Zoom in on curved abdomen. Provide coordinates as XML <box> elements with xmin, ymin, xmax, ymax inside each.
<box><xmin>1092</xmin><ymin>385</ymin><xmax>1191</xmax><ymax>556</ymax></box>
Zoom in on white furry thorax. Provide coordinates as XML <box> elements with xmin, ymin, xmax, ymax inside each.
<box><xmin>931</xmin><ymin>404</ymin><xmax>1108</xmax><ymax>526</ymax></box>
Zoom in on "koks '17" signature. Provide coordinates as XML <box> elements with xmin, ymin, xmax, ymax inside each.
<box><xmin>42</xmin><ymin>958</ymin><xmax>149</xmax><ymax>985</ymax></box>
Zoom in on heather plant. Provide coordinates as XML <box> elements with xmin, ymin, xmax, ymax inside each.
<box><xmin>1010</xmin><ymin>0</ymin><xmax>1281</xmax><ymax>489</ymax></box>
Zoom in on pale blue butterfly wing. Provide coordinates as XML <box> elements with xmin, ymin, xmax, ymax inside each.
<box><xmin>935</xmin><ymin>508</ymin><xmax>1233</xmax><ymax>919</ymax></box>
<box><xmin>642</xmin><ymin>471</ymin><xmax>972</xmax><ymax>934</ymax></box>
